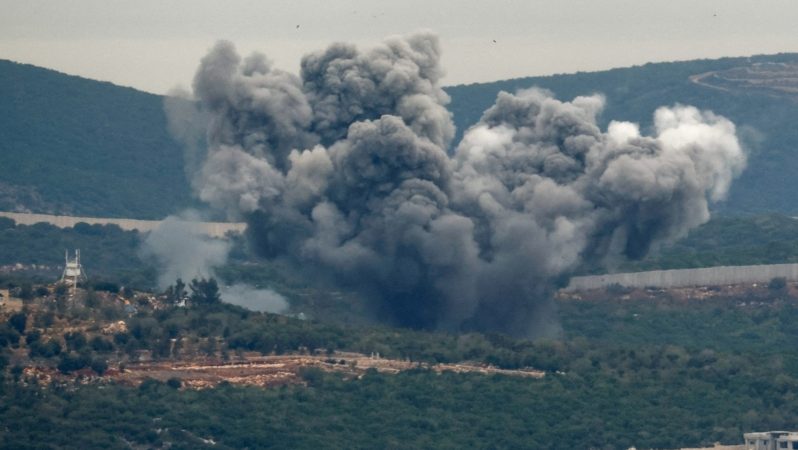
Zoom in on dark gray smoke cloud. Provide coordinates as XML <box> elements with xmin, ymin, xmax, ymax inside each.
<box><xmin>300</xmin><ymin>32</ymin><xmax>454</xmax><ymax>148</ymax></box>
<box><xmin>172</xmin><ymin>33</ymin><xmax>745</xmax><ymax>336</ymax></box>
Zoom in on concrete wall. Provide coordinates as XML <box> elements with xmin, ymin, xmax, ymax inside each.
<box><xmin>567</xmin><ymin>263</ymin><xmax>798</xmax><ymax>291</ymax></box>
<box><xmin>0</xmin><ymin>211</ymin><xmax>246</xmax><ymax>238</ymax></box>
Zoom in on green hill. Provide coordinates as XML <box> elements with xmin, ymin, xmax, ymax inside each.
<box><xmin>0</xmin><ymin>60</ymin><xmax>193</xmax><ymax>219</ymax></box>
<box><xmin>3</xmin><ymin>54</ymin><xmax>798</xmax><ymax>217</ymax></box>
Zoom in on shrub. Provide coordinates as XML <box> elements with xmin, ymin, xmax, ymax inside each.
<box><xmin>769</xmin><ymin>277</ymin><xmax>787</xmax><ymax>291</ymax></box>
<box><xmin>57</xmin><ymin>352</ymin><xmax>90</xmax><ymax>373</ymax></box>
<box><xmin>90</xmin><ymin>358</ymin><xmax>108</xmax><ymax>375</ymax></box>
<box><xmin>8</xmin><ymin>312</ymin><xmax>27</xmax><ymax>334</ymax></box>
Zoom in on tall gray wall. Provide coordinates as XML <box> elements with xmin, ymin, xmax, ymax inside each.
<box><xmin>566</xmin><ymin>264</ymin><xmax>798</xmax><ymax>291</ymax></box>
<box><xmin>0</xmin><ymin>211</ymin><xmax>245</xmax><ymax>238</ymax></box>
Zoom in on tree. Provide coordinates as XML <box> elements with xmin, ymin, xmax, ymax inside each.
<box><xmin>25</xmin><ymin>330</ymin><xmax>41</xmax><ymax>345</ymax></box>
<box><xmin>769</xmin><ymin>277</ymin><xmax>787</xmax><ymax>292</ymax></box>
<box><xmin>90</xmin><ymin>358</ymin><xmax>108</xmax><ymax>375</ymax></box>
<box><xmin>90</xmin><ymin>336</ymin><xmax>114</xmax><ymax>352</ymax></box>
<box><xmin>54</xmin><ymin>283</ymin><xmax>69</xmax><ymax>299</ymax></box>
<box><xmin>164</xmin><ymin>278</ymin><xmax>187</xmax><ymax>305</ymax></box>
<box><xmin>84</xmin><ymin>289</ymin><xmax>100</xmax><ymax>308</ymax></box>
<box><xmin>18</xmin><ymin>284</ymin><xmax>33</xmax><ymax>303</ymax></box>
<box><xmin>0</xmin><ymin>326</ymin><xmax>20</xmax><ymax>347</ymax></box>
<box><xmin>8</xmin><ymin>312</ymin><xmax>26</xmax><ymax>334</ymax></box>
<box><xmin>189</xmin><ymin>277</ymin><xmax>221</xmax><ymax>307</ymax></box>
<box><xmin>64</xmin><ymin>332</ymin><xmax>87</xmax><ymax>352</ymax></box>
<box><xmin>28</xmin><ymin>339</ymin><xmax>61</xmax><ymax>358</ymax></box>
<box><xmin>57</xmin><ymin>352</ymin><xmax>90</xmax><ymax>373</ymax></box>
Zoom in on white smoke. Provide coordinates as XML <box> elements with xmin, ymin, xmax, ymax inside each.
<box><xmin>139</xmin><ymin>211</ymin><xmax>288</xmax><ymax>314</ymax></box>
<box><xmin>139</xmin><ymin>212</ymin><xmax>230</xmax><ymax>289</ymax></box>
<box><xmin>221</xmin><ymin>284</ymin><xmax>288</xmax><ymax>313</ymax></box>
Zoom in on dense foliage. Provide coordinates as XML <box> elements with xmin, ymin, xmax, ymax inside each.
<box><xmin>604</xmin><ymin>213</ymin><xmax>798</xmax><ymax>272</ymax></box>
<box><xmin>4</xmin><ymin>292</ymin><xmax>798</xmax><ymax>448</ymax></box>
<box><xmin>0</xmin><ymin>217</ymin><xmax>155</xmax><ymax>287</ymax></box>
<box><xmin>0</xmin><ymin>59</ymin><xmax>195</xmax><ymax>218</ymax></box>
<box><xmin>2</xmin><ymin>365</ymin><xmax>790</xmax><ymax>450</ymax></box>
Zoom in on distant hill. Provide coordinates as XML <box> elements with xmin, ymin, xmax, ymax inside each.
<box><xmin>0</xmin><ymin>60</ymin><xmax>193</xmax><ymax>219</ymax></box>
<box><xmin>3</xmin><ymin>54</ymin><xmax>798</xmax><ymax>218</ymax></box>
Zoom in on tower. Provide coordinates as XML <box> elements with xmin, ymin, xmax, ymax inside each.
<box><xmin>61</xmin><ymin>249</ymin><xmax>86</xmax><ymax>293</ymax></box>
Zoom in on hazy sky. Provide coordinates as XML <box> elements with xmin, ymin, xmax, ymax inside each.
<box><xmin>1</xmin><ymin>0</ymin><xmax>797</xmax><ymax>94</ymax></box>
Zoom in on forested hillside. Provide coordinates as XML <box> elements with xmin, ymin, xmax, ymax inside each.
<box><xmin>0</xmin><ymin>60</ymin><xmax>193</xmax><ymax>219</ymax></box>
<box><xmin>3</xmin><ymin>276</ymin><xmax>798</xmax><ymax>448</ymax></box>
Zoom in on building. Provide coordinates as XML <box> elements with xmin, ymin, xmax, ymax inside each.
<box><xmin>744</xmin><ymin>431</ymin><xmax>798</xmax><ymax>450</ymax></box>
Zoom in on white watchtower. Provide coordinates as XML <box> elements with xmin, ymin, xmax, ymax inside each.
<box><xmin>60</xmin><ymin>249</ymin><xmax>86</xmax><ymax>292</ymax></box>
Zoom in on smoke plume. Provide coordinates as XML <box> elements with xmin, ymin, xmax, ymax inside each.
<box><xmin>170</xmin><ymin>33</ymin><xmax>745</xmax><ymax>336</ymax></box>
<box><xmin>140</xmin><ymin>212</ymin><xmax>288</xmax><ymax>314</ymax></box>
<box><xmin>140</xmin><ymin>213</ymin><xmax>230</xmax><ymax>289</ymax></box>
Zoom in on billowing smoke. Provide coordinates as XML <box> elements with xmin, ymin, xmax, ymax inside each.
<box><xmin>139</xmin><ymin>212</ymin><xmax>288</xmax><ymax>314</ymax></box>
<box><xmin>171</xmin><ymin>32</ymin><xmax>745</xmax><ymax>336</ymax></box>
<box><xmin>164</xmin><ymin>88</ymin><xmax>211</xmax><ymax>188</ymax></box>
<box><xmin>221</xmin><ymin>284</ymin><xmax>288</xmax><ymax>314</ymax></box>
<box><xmin>140</xmin><ymin>213</ymin><xmax>230</xmax><ymax>289</ymax></box>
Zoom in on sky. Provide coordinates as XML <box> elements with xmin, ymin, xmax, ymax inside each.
<box><xmin>1</xmin><ymin>0</ymin><xmax>797</xmax><ymax>95</ymax></box>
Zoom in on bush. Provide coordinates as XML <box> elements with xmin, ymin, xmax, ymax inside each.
<box><xmin>7</xmin><ymin>312</ymin><xmax>27</xmax><ymax>334</ymax></box>
<box><xmin>64</xmin><ymin>332</ymin><xmax>87</xmax><ymax>352</ymax></box>
<box><xmin>57</xmin><ymin>352</ymin><xmax>90</xmax><ymax>373</ymax></box>
<box><xmin>18</xmin><ymin>284</ymin><xmax>33</xmax><ymax>302</ymax></box>
<box><xmin>298</xmin><ymin>366</ymin><xmax>325</xmax><ymax>387</ymax></box>
<box><xmin>93</xmin><ymin>281</ymin><xmax>120</xmax><ymax>293</ymax></box>
<box><xmin>84</xmin><ymin>290</ymin><xmax>100</xmax><ymax>308</ymax></box>
<box><xmin>189</xmin><ymin>277</ymin><xmax>221</xmax><ymax>306</ymax></box>
<box><xmin>0</xmin><ymin>326</ymin><xmax>20</xmax><ymax>348</ymax></box>
<box><xmin>25</xmin><ymin>329</ymin><xmax>41</xmax><ymax>345</ymax></box>
<box><xmin>28</xmin><ymin>339</ymin><xmax>62</xmax><ymax>358</ymax></box>
<box><xmin>769</xmin><ymin>277</ymin><xmax>788</xmax><ymax>291</ymax></box>
<box><xmin>113</xmin><ymin>332</ymin><xmax>130</xmax><ymax>345</ymax></box>
<box><xmin>54</xmin><ymin>283</ymin><xmax>69</xmax><ymax>298</ymax></box>
<box><xmin>90</xmin><ymin>358</ymin><xmax>108</xmax><ymax>375</ymax></box>
<box><xmin>90</xmin><ymin>336</ymin><xmax>114</xmax><ymax>352</ymax></box>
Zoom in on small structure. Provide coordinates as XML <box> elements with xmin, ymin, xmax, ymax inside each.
<box><xmin>744</xmin><ymin>431</ymin><xmax>798</xmax><ymax>450</ymax></box>
<box><xmin>60</xmin><ymin>249</ymin><xmax>86</xmax><ymax>294</ymax></box>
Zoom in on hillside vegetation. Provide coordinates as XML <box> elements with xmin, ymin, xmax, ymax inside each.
<box><xmin>0</xmin><ymin>60</ymin><xmax>193</xmax><ymax>219</ymax></box>
<box><xmin>3</xmin><ymin>278</ymin><xmax>798</xmax><ymax>448</ymax></box>
<box><xmin>612</xmin><ymin>213</ymin><xmax>798</xmax><ymax>273</ymax></box>
<box><xmin>3</xmin><ymin>54</ymin><xmax>798</xmax><ymax>217</ymax></box>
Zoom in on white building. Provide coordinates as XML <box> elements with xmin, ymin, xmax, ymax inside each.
<box><xmin>744</xmin><ymin>431</ymin><xmax>798</xmax><ymax>450</ymax></box>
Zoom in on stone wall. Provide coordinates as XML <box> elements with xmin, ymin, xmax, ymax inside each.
<box><xmin>0</xmin><ymin>212</ymin><xmax>245</xmax><ymax>238</ymax></box>
<box><xmin>567</xmin><ymin>263</ymin><xmax>798</xmax><ymax>291</ymax></box>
